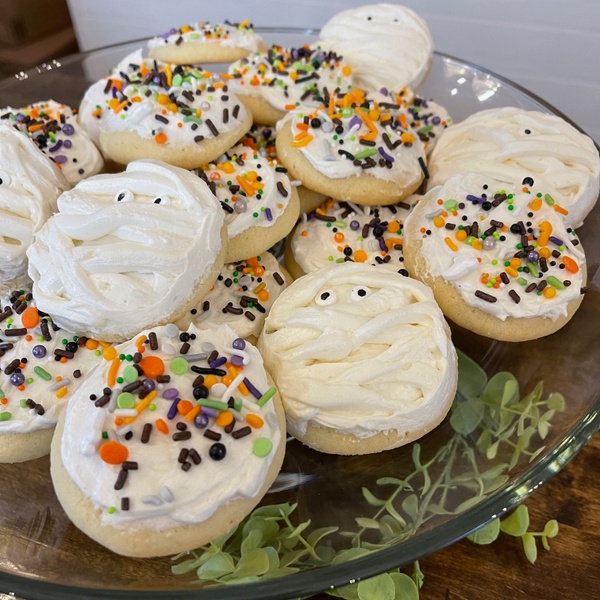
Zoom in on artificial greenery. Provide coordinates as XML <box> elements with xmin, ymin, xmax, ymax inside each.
<box><xmin>172</xmin><ymin>350</ymin><xmax>564</xmax><ymax>597</ymax></box>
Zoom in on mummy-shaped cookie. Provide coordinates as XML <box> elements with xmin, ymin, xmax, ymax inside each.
<box><xmin>27</xmin><ymin>160</ymin><xmax>226</xmax><ymax>342</ymax></box>
<box><xmin>195</xmin><ymin>142</ymin><xmax>299</xmax><ymax>262</ymax></box>
<box><xmin>78</xmin><ymin>50</ymin><xmax>252</xmax><ymax>169</ymax></box>
<box><xmin>427</xmin><ymin>107</ymin><xmax>600</xmax><ymax>227</ymax></box>
<box><xmin>0</xmin><ymin>122</ymin><xmax>68</xmax><ymax>289</ymax></box>
<box><xmin>1</xmin><ymin>100</ymin><xmax>103</xmax><ymax>185</ymax></box>
<box><xmin>403</xmin><ymin>173</ymin><xmax>587</xmax><ymax>341</ymax></box>
<box><xmin>228</xmin><ymin>44</ymin><xmax>353</xmax><ymax>125</ymax></box>
<box><xmin>0</xmin><ymin>289</ymin><xmax>108</xmax><ymax>463</ymax></box>
<box><xmin>319</xmin><ymin>3</ymin><xmax>434</xmax><ymax>92</ymax></box>
<box><xmin>285</xmin><ymin>198</ymin><xmax>412</xmax><ymax>279</ymax></box>
<box><xmin>258</xmin><ymin>263</ymin><xmax>458</xmax><ymax>455</ymax></box>
<box><xmin>148</xmin><ymin>21</ymin><xmax>266</xmax><ymax>64</ymax></box>
<box><xmin>51</xmin><ymin>324</ymin><xmax>285</xmax><ymax>557</ymax></box>
<box><xmin>275</xmin><ymin>88</ymin><xmax>427</xmax><ymax>204</ymax></box>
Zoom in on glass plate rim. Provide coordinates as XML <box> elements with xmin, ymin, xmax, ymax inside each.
<box><xmin>0</xmin><ymin>30</ymin><xmax>599</xmax><ymax>600</ymax></box>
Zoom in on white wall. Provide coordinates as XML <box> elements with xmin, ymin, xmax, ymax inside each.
<box><xmin>67</xmin><ymin>0</ymin><xmax>600</xmax><ymax>143</ymax></box>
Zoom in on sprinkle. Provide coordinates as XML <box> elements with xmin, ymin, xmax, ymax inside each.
<box><xmin>257</xmin><ymin>386</ymin><xmax>277</xmax><ymax>407</ymax></box>
<box><xmin>33</xmin><ymin>366</ymin><xmax>52</xmax><ymax>381</ymax></box>
<box><xmin>253</xmin><ymin>437</ymin><xmax>273</xmax><ymax>457</ymax></box>
<box><xmin>474</xmin><ymin>290</ymin><xmax>497</xmax><ymax>303</ymax></box>
<box><xmin>508</xmin><ymin>290</ymin><xmax>521</xmax><ymax>304</ymax></box>
<box><xmin>546</xmin><ymin>276</ymin><xmax>565</xmax><ymax>290</ymax></box>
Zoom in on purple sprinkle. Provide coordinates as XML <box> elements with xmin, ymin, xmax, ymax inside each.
<box><xmin>202</xmin><ymin>407</ymin><xmax>218</xmax><ymax>418</ymax></box>
<box><xmin>232</xmin><ymin>338</ymin><xmax>246</xmax><ymax>350</ymax></box>
<box><xmin>10</xmin><ymin>373</ymin><xmax>24</xmax><ymax>386</ymax></box>
<box><xmin>167</xmin><ymin>398</ymin><xmax>180</xmax><ymax>420</ymax></box>
<box><xmin>78</xmin><ymin>168</ymin><xmax>84</xmax><ymax>175</ymax></box>
<box><xmin>292</xmin><ymin>49</ymin><xmax>298</xmax><ymax>60</ymax></box>
<box><xmin>432</xmin><ymin>116</ymin><xmax>441</xmax><ymax>125</ymax></box>
<box><xmin>209</xmin><ymin>357</ymin><xmax>227</xmax><ymax>369</ymax></box>
<box><xmin>32</xmin><ymin>345</ymin><xmax>47</xmax><ymax>358</ymax></box>
<box><xmin>153</xmin><ymin>76</ymin><xmax>161</xmax><ymax>85</ymax></box>
<box><xmin>549</xmin><ymin>236</ymin><xmax>564</xmax><ymax>246</ymax></box>
<box><xmin>466</xmin><ymin>194</ymin><xmax>486</xmax><ymax>204</ymax></box>
<box><xmin>194</xmin><ymin>413</ymin><xmax>209</xmax><ymax>429</ymax></box>
<box><xmin>348</xmin><ymin>115</ymin><xmax>363</xmax><ymax>130</ymax></box>
<box><xmin>63</xmin><ymin>139</ymin><xmax>73</xmax><ymax>149</ymax></box>
<box><xmin>379</xmin><ymin>87</ymin><xmax>388</xmax><ymax>96</ymax></box>
<box><xmin>243</xmin><ymin>377</ymin><xmax>262</xmax><ymax>400</ymax></box>
<box><xmin>378</xmin><ymin>238</ymin><xmax>387</xmax><ymax>252</ymax></box>
<box><xmin>54</xmin><ymin>155</ymin><xmax>67</xmax><ymax>164</ymax></box>
<box><xmin>62</xmin><ymin>124</ymin><xmax>75</xmax><ymax>136</ymax></box>
<box><xmin>231</xmin><ymin>355</ymin><xmax>244</xmax><ymax>367</ymax></box>
<box><xmin>378</xmin><ymin>146</ymin><xmax>394</xmax><ymax>163</ymax></box>
<box><xmin>111</xmin><ymin>86</ymin><xmax>118</xmax><ymax>98</ymax></box>
<box><xmin>143</xmin><ymin>378</ymin><xmax>155</xmax><ymax>391</ymax></box>
<box><xmin>421</xmin><ymin>99</ymin><xmax>429</xmax><ymax>108</ymax></box>
<box><xmin>16</xmin><ymin>114</ymin><xmax>25</xmax><ymax>122</ymax></box>
<box><xmin>162</xmin><ymin>388</ymin><xmax>179</xmax><ymax>400</ymax></box>
<box><xmin>350</xmin><ymin>220</ymin><xmax>360</xmax><ymax>231</ymax></box>
<box><xmin>265</xmin><ymin>207</ymin><xmax>273</xmax><ymax>222</ymax></box>
<box><xmin>48</xmin><ymin>140</ymin><xmax>63</xmax><ymax>153</ymax></box>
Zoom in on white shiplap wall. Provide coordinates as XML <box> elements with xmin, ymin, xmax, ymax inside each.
<box><xmin>66</xmin><ymin>0</ymin><xmax>600</xmax><ymax>143</ymax></box>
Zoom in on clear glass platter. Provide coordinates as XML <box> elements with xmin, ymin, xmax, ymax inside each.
<box><xmin>0</xmin><ymin>28</ymin><xmax>599</xmax><ymax>600</ymax></box>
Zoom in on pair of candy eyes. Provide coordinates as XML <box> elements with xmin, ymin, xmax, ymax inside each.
<box><xmin>315</xmin><ymin>286</ymin><xmax>370</xmax><ymax>306</ymax></box>
<box><xmin>115</xmin><ymin>190</ymin><xmax>168</xmax><ymax>205</ymax></box>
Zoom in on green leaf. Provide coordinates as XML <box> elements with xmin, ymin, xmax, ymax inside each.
<box><xmin>454</xmin><ymin>496</ymin><xmax>482</xmax><ymax>514</ymax></box>
<box><xmin>456</xmin><ymin>350</ymin><xmax>488</xmax><ymax>399</ymax></box>
<box><xmin>243</xmin><ymin>516</ymin><xmax>280</xmax><ymax>544</ymax></box>
<box><xmin>332</xmin><ymin>548</ymin><xmax>372</xmax><ymax>565</ymax></box>
<box><xmin>389</xmin><ymin>572</ymin><xmax>420</xmax><ymax>600</ymax></box>
<box><xmin>467</xmin><ymin>518</ymin><xmax>500</xmax><ymax>545</ymax></box>
<box><xmin>546</xmin><ymin>392</ymin><xmax>566</xmax><ymax>411</ymax></box>
<box><xmin>482</xmin><ymin>371</ymin><xmax>519</xmax><ymax>408</ymax></box>
<box><xmin>357</xmin><ymin>573</ymin><xmax>395</xmax><ymax>600</ymax></box>
<box><xmin>411</xmin><ymin>560</ymin><xmax>425</xmax><ymax>589</ymax></box>
<box><xmin>485</xmin><ymin>440</ymin><xmax>499</xmax><ymax>460</ymax></box>
<box><xmin>362</xmin><ymin>487</ymin><xmax>387</xmax><ymax>507</ymax></box>
<box><xmin>196</xmin><ymin>552</ymin><xmax>236</xmax><ymax>580</ymax></box>
<box><xmin>233</xmin><ymin>547</ymin><xmax>271</xmax><ymax>577</ymax></box>
<box><xmin>500</xmin><ymin>504</ymin><xmax>530</xmax><ymax>537</ymax></box>
<box><xmin>543</xmin><ymin>519</ymin><xmax>559</xmax><ymax>538</ymax></box>
<box><xmin>328</xmin><ymin>582</ymin><xmax>360</xmax><ymax>600</ymax></box>
<box><xmin>262</xmin><ymin>546</ymin><xmax>280</xmax><ymax>571</ymax></box>
<box><xmin>401</xmin><ymin>495</ymin><xmax>419</xmax><ymax>520</ymax></box>
<box><xmin>450</xmin><ymin>397</ymin><xmax>485</xmax><ymax>435</ymax></box>
<box><xmin>379</xmin><ymin>515</ymin><xmax>403</xmax><ymax>538</ymax></box>
<box><xmin>383</xmin><ymin>501</ymin><xmax>407</xmax><ymax>527</ymax></box>
<box><xmin>355</xmin><ymin>517</ymin><xmax>381</xmax><ymax>529</ymax></box>
<box><xmin>252</xmin><ymin>502</ymin><xmax>296</xmax><ymax>519</ymax></box>
<box><xmin>307</xmin><ymin>526</ymin><xmax>339</xmax><ymax>547</ymax></box>
<box><xmin>287</xmin><ymin>519</ymin><xmax>311</xmax><ymax>539</ymax></box>
<box><xmin>240</xmin><ymin>529</ymin><xmax>262</xmax><ymax>555</ymax></box>
<box><xmin>376</xmin><ymin>477</ymin><xmax>409</xmax><ymax>487</ymax></box>
<box><xmin>522</xmin><ymin>532</ymin><xmax>538</xmax><ymax>564</ymax></box>
<box><xmin>280</xmin><ymin>548</ymin><xmax>308</xmax><ymax>567</ymax></box>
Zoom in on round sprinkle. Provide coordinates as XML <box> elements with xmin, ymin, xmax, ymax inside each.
<box><xmin>117</xmin><ymin>392</ymin><xmax>136</xmax><ymax>409</ymax></box>
<box><xmin>170</xmin><ymin>357</ymin><xmax>189</xmax><ymax>375</ymax></box>
<box><xmin>122</xmin><ymin>365</ymin><xmax>139</xmax><ymax>383</ymax></box>
<box><xmin>253</xmin><ymin>437</ymin><xmax>273</xmax><ymax>458</ymax></box>
<box><xmin>209</xmin><ymin>442</ymin><xmax>227</xmax><ymax>460</ymax></box>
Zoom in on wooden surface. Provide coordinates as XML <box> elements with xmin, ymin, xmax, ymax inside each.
<box><xmin>311</xmin><ymin>432</ymin><xmax>600</xmax><ymax>600</ymax></box>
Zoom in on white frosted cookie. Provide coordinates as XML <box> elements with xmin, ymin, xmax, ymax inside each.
<box><xmin>427</xmin><ymin>107</ymin><xmax>600</xmax><ymax>227</ymax></box>
<box><xmin>79</xmin><ymin>50</ymin><xmax>252</xmax><ymax>169</ymax></box>
<box><xmin>194</xmin><ymin>141</ymin><xmax>299</xmax><ymax>262</ymax></box>
<box><xmin>179</xmin><ymin>253</ymin><xmax>289</xmax><ymax>342</ymax></box>
<box><xmin>148</xmin><ymin>21</ymin><xmax>266</xmax><ymax>64</ymax></box>
<box><xmin>51</xmin><ymin>324</ymin><xmax>286</xmax><ymax>557</ymax></box>
<box><xmin>285</xmin><ymin>198</ymin><xmax>412</xmax><ymax>279</ymax></box>
<box><xmin>0</xmin><ymin>289</ymin><xmax>108</xmax><ymax>463</ymax></box>
<box><xmin>1</xmin><ymin>100</ymin><xmax>103</xmax><ymax>185</ymax></box>
<box><xmin>403</xmin><ymin>173</ymin><xmax>586</xmax><ymax>341</ymax></box>
<box><xmin>27</xmin><ymin>160</ymin><xmax>226</xmax><ymax>343</ymax></box>
<box><xmin>258</xmin><ymin>263</ymin><xmax>458</xmax><ymax>455</ymax></box>
<box><xmin>0</xmin><ymin>122</ymin><xmax>69</xmax><ymax>290</ymax></box>
<box><xmin>319</xmin><ymin>3</ymin><xmax>434</xmax><ymax>92</ymax></box>
<box><xmin>275</xmin><ymin>88</ymin><xmax>427</xmax><ymax>204</ymax></box>
<box><xmin>229</xmin><ymin>44</ymin><xmax>353</xmax><ymax>125</ymax></box>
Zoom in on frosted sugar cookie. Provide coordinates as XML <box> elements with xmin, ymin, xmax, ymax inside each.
<box><xmin>179</xmin><ymin>253</ymin><xmax>289</xmax><ymax>343</ymax></box>
<box><xmin>319</xmin><ymin>3</ymin><xmax>434</xmax><ymax>92</ymax></box>
<box><xmin>229</xmin><ymin>44</ymin><xmax>353</xmax><ymax>125</ymax></box>
<box><xmin>258</xmin><ymin>263</ymin><xmax>458</xmax><ymax>455</ymax></box>
<box><xmin>79</xmin><ymin>50</ymin><xmax>252</xmax><ymax>169</ymax></box>
<box><xmin>275</xmin><ymin>88</ymin><xmax>427</xmax><ymax>204</ymax></box>
<box><xmin>148</xmin><ymin>21</ymin><xmax>266</xmax><ymax>64</ymax></box>
<box><xmin>0</xmin><ymin>122</ymin><xmax>68</xmax><ymax>290</ymax></box>
<box><xmin>285</xmin><ymin>198</ymin><xmax>411</xmax><ymax>279</ymax></box>
<box><xmin>403</xmin><ymin>173</ymin><xmax>586</xmax><ymax>341</ymax></box>
<box><xmin>27</xmin><ymin>160</ymin><xmax>226</xmax><ymax>343</ymax></box>
<box><xmin>427</xmin><ymin>107</ymin><xmax>600</xmax><ymax>227</ymax></box>
<box><xmin>0</xmin><ymin>289</ymin><xmax>107</xmax><ymax>463</ymax></box>
<box><xmin>51</xmin><ymin>324</ymin><xmax>286</xmax><ymax>557</ymax></box>
<box><xmin>194</xmin><ymin>142</ymin><xmax>299</xmax><ymax>263</ymax></box>
<box><xmin>1</xmin><ymin>100</ymin><xmax>103</xmax><ymax>185</ymax></box>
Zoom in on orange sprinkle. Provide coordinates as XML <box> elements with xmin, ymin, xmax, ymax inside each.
<box><xmin>17</xmin><ymin>385</ymin><xmax>25</xmax><ymax>391</ymax></box>
<box><xmin>472</xmin><ymin>239</ymin><xmax>483</xmax><ymax>250</ymax></box>
<box><xmin>60</xmin><ymin>357</ymin><xmax>67</xmax><ymax>364</ymax></box>
<box><xmin>291</xmin><ymin>134</ymin><xmax>313</xmax><ymax>147</ymax></box>
<box><xmin>216</xmin><ymin>411</ymin><xmax>234</xmax><ymax>427</ymax></box>
<box><xmin>107</xmin><ymin>357</ymin><xmax>121</xmax><ymax>387</ymax></box>
<box><xmin>433</xmin><ymin>216</ymin><xmax>445</xmax><ymax>228</ymax></box>
<box><xmin>562</xmin><ymin>256</ymin><xmax>579</xmax><ymax>273</ymax></box>
<box><xmin>167</xmin><ymin>102</ymin><xmax>178</xmax><ymax>113</ymax></box>
<box><xmin>236</xmin><ymin>175</ymin><xmax>257</xmax><ymax>197</ymax></box>
<box><xmin>156</xmin><ymin>418</ymin><xmax>169</xmax><ymax>434</ymax></box>
<box><xmin>530</xmin><ymin>197</ymin><xmax>543</xmax><ymax>211</ymax></box>
<box><xmin>238</xmin><ymin>380</ymin><xmax>250</xmax><ymax>396</ymax></box>
<box><xmin>509</xmin><ymin>258</ymin><xmax>522</xmax><ymax>269</ymax></box>
<box><xmin>400</xmin><ymin>132</ymin><xmax>415</xmax><ymax>144</ymax></box>
<box><xmin>543</xmin><ymin>287</ymin><xmax>557</xmax><ymax>299</ymax></box>
<box><xmin>184</xmin><ymin>405</ymin><xmax>201</xmax><ymax>422</ymax></box>
<box><xmin>155</xmin><ymin>132</ymin><xmax>167</xmax><ymax>144</ymax></box>
<box><xmin>342</xmin><ymin>65</ymin><xmax>352</xmax><ymax>77</ymax></box>
<box><xmin>157</xmin><ymin>94</ymin><xmax>169</xmax><ymax>105</ymax></box>
<box><xmin>554</xmin><ymin>204</ymin><xmax>569</xmax><ymax>215</ymax></box>
<box><xmin>114</xmin><ymin>417</ymin><xmax>124</xmax><ymax>426</ymax></box>
<box><xmin>334</xmin><ymin>232</ymin><xmax>345</xmax><ymax>243</ymax></box>
<box><xmin>246</xmin><ymin>413</ymin><xmax>264</xmax><ymax>429</ymax></box>
<box><xmin>505</xmin><ymin>266</ymin><xmax>519</xmax><ymax>278</ymax></box>
<box><xmin>539</xmin><ymin>247</ymin><xmax>551</xmax><ymax>259</ymax></box>
<box><xmin>25</xmin><ymin>335</ymin><xmax>32</xmax><ymax>342</ymax></box>
<box><xmin>258</xmin><ymin>290</ymin><xmax>269</xmax><ymax>302</ymax></box>
<box><xmin>284</xmin><ymin>103</ymin><xmax>296</xmax><ymax>110</ymax></box>
<box><xmin>445</xmin><ymin>237</ymin><xmax>458</xmax><ymax>252</ymax></box>
<box><xmin>135</xmin><ymin>335</ymin><xmax>147</xmax><ymax>347</ymax></box>
<box><xmin>203</xmin><ymin>374</ymin><xmax>218</xmax><ymax>389</ymax></box>
<box><xmin>354</xmin><ymin>249</ymin><xmax>368</xmax><ymax>262</ymax></box>
<box><xmin>139</xmin><ymin>356</ymin><xmax>165</xmax><ymax>379</ymax></box>
<box><xmin>23</xmin><ymin>308</ymin><xmax>42</xmax><ymax>331</ymax></box>
<box><xmin>99</xmin><ymin>440</ymin><xmax>128</xmax><ymax>465</ymax></box>
<box><xmin>177</xmin><ymin>400</ymin><xmax>194</xmax><ymax>416</ymax></box>
<box><xmin>0</xmin><ymin>398</ymin><xmax>7</xmax><ymax>405</ymax></box>
<box><xmin>28</xmin><ymin>123</ymin><xmax>44</xmax><ymax>132</ymax></box>
<box><xmin>99</xmin><ymin>341</ymin><xmax>111</xmax><ymax>348</ymax></box>
<box><xmin>103</xmin><ymin>346</ymin><xmax>117</xmax><ymax>361</ymax></box>
<box><xmin>55</xmin><ymin>386</ymin><xmax>68</xmax><ymax>399</ymax></box>
<box><xmin>387</xmin><ymin>221</ymin><xmax>400</xmax><ymax>233</ymax></box>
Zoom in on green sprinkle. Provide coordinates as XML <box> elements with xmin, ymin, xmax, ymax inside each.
<box><xmin>62</xmin><ymin>339</ymin><xmax>68</xmax><ymax>345</ymax></box>
<box><xmin>117</xmin><ymin>392</ymin><xmax>135</xmax><ymax>409</ymax></box>
<box><xmin>34</xmin><ymin>366</ymin><xmax>52</xmax><ymax>381</ymax></box>
<box><xmin>418</xmin><ymin>125</ymin><xmax>434</xmax><ymax>133</ymax></box>
<box><xmin>333</xmin><ymin>220</ymin><xmax>347</xmax><ymax>229</ymax></box>
<box><xmin>0</xmin><ymin>390</ymin><xmax>4</xmax><ymax>400</ymax></box>
<box><xmin>116</xmin><ymin>377</ymin><xmax>124</xmax><ymax>384</ymax></box>
<box><xmin>119</xmin><ymin>354</ymin><xmax>126</xmax><ymax>360</ymax></box>
<box><xmin>149</xmin><ymin>404</ymin><xmax>156</xmax><ymax>411</ymax></box>
<box><xmin>197</xmin><ymin>399</ymin><xmax>229</xmax><ymax>411</ymax></box>
<box><xmin>20</xmin><ymin>399</ymin><xmax>28</xmax><ymax>408</ymax></box>
<box><xmin>183</xmin><ymin>115</ymin><xmax>203</xmax><ymax>125</ymax></box>
<box><xmin>233</xmin><ymin>398</ymin><xmax>243</xmax><ymax>412</ymax></box>
<box><xmin>253</xmin><ymin>437</ymin><xmax>273</xmax><ymax>458</ymax></box>
<box><xmin>26</xmin><ymin>378</ymin><xmax>34</xmax><ymax>384</ymax></box>
<box><xmin>544</xmin><ymin>194</ymin><xmax>555</xmax><ymax>205</ymax></box>
<box><xmin>189</xmin><ymin>32</ymin><xmax>200</xmax><ymax>39</ymax></box>
<box><xmin>107</xmin><ymin>506</ymin><xmax>116</xmax><ymax>514</ymax></box>
<box><xmin>257</xmin><ymin>386</ymin><xmax>277</xmax><ymax>407</ymax></box>
<box><xmin>102</xmin><ymin>431</ymin><xmax>108</xmax><ymax>439</ymax></box>
<box><xmin>95</xmin><ymin>350</ymin><xmax>102</xmax><ymax>356</ymax></box>
<box><xmin>443</xmin><ymin>199</ymin><xmax>458</xmax><ymax>211</ymax></box>
<box><xmin>126</xmin><ymin>354</ymin><xmax>133</xmax><ymax>361</ymax></box>
<box><xmin>353</xmin><ymin>148</ymin><xmax>378</xmax><ymax>160</ymax></box>
<box><xmin>122</xmin><ymin>366</ymin><xmax>139</xmax><ymax>383</ymax></box>
<box><xmin>517</xmin><ymin>277</ymin><xmax>528</xmax><ymax>286</ymax></box>
<box><xmin>170</xmin><ymin>357</ymin><xmax>189</xmax><ymax>375</ymax></box>
<box><xmin>172</xmin><ymin>73</ymin><xmax>183</xmax><ymax>87</ymax></box>
<box><xmin>527</xmin><ymin>262</ymin><xmax>539</xmax><ymax>277</ymax></box>
<box><xmin>0</xmin><ymin>412</ymin><xmax>12</xmax><ymax>422</ymax></box>
<box><xmin>508</xmin><ymin>205</ymin><xmax>514</xmax><ymax>211</ymax></box>
<box><xmin>327</xmin><ymin>256</ymin><xmax>334</xmax><ymax>262</ymax></box>
<box><xmin>546</xmin><ymin>276</ymin><xmax>565</xmax><ymax>290</ymax></box>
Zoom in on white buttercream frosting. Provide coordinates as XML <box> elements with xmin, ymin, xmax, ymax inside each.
<box><xmin>27</xmin><ymin>160</ymin><xmax>224</xmax><ymax>341</ymax></box>
<box><xmin>61</xmin><ymin>324</ymin><xmax>283</xmax><ymax>529</ymax></box>
<box><xmin>404</xmin><ymin>172</ymin><xmax>586</xmax><ymax>320</ymax></box>
<box><xmin>184</xmin><ymin>252</ymin><xmax>288</xmax><ymax>339</ymax></box>
<box><xmin>290</xmin><ymin>198</ymin><xmax>411</xmax><ymax>273</ymax></box>
<box><xmin>427</xmin><ymin>107</ymin><xmax>600</xmax><ymax>227</ymax></box>
<box><xmin>0</xmin><ymin>290</ymin><xmax>106</xmax><ymax>435</ymax></box>
<box><xmin>258</xmin><ymin>263</ymin><xmax>457</xmax><ymax>440</ymax></box>
<box><xmin>0</xmin><ymin>122</ymin><xmax>68</xmax><ymax>284</ymax></box>
<box><xmin>319</xmin><ymin>3</ymin><xmax>434</xmax><ymax>92</ymax></box>
<box><xmin>1</xmin><ymin>100</ymin><xmax>103</xmax><ymax>185</ymax></box>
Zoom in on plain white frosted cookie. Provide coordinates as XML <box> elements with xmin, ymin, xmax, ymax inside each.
<box><xmin>27</xmin><ymin>159</ymin><xmax>227</xmax><ymax>342</ymax></box>
<box><xmin>427</xmin><ymin>107</ymin><xmax>600</xmax><ymax>227</ymax></box>
<box><xmin>1</xmin><ymin>100</ymin><xmax>103</xmax><ymax>185</ymax></box>
<box><xmin>51</xmin><ymin>324</ymin><xmax>285</xmax><ymax>557</ymax></box>
<box><xmin>0</xmin><ymin>121</ymin><xmax>69</xmax><ymax>288</ymax></box>
<box><xmin>319</xmin><ymin>3</ymin><xmax>434</xmax><ymax>92</ymax></box>
<box><xmin>258</xmin><ymin>263</ymin><xmax>458</xmax><ymax>455</ymax></box>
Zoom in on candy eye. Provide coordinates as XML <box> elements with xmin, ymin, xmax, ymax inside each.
<box><xmin>115</xmin><ymin>189</ymin><xmax>133</xmax><ymax>202</ymax></box>
<box><xmin>315</xmin><ymin>290</ymin><xmax>337</xmax><ymax>306</ymax></box>
<box><xmin>153</xmin><ymin>196</ymin><xmax>169</xmax><ymax>205</ymax></box>
<box><xmin>351</xmin><ymin>286</ymin><xmax>370</xmax><ymax>301</ymax></box>
<box><xmin>0</xmin><ymin>170</ymin><xmax>11</xmax><ymax>186</ymax></box>
<box><xmin>521</xmin><ymin>128</ymin><xmax>533</xmax><ymax>136</ymax></box>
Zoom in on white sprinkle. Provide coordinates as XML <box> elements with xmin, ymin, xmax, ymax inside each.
<box><xmin>163</xmin><ymin>323</ymin><xmax>179</xmax><ymax>338</ymax></box>
<box><xmin>48</xmin><ymin>378</ymin><xmax>70</xmax><ymax>391</ymax></box>
<box><xmin>161</xmin><ymin>343</ymin><xmax>176</xmax><ymax>355</ymax></box>
<box><xmin>113</xmin><ymin>409</ymin><xmax>137</xmax><ymax>417</ymax></box>
<box><xmin>116</xmin><ymin>424</ymin><xmax>133</xmax><ymax>436</ymax></box>
<box><xmin>290</xmin><ymin>180</ymin><xmax>302</xmax><ymax>187</ymax></box>
<box><xmin>210</xmin><ymin>382</ymin><xmax>227</xmax><ymax>398</ymax></box>
<box><xmin>183</xmin><ymin>352</ymin><xmax>208</xmax><ymax>362</ymax></box>
<box><xmin>141</xmin><ymin>496</ymin><xmax>163</xmax><ymax>506</ymax></box>
<box><xmin>160</xmin><ymin>486</ymin><xmax>174</xmax><ymax>502</ymax></box>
